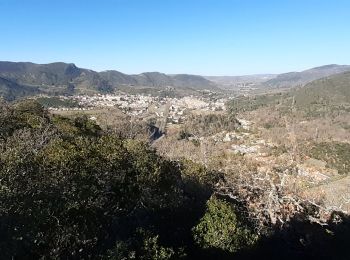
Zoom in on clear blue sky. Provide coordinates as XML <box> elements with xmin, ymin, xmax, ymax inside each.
<box><xmin>1</xmin><ymin>0</ymin><xmax>349</xmax><ymax>75</ymax></box>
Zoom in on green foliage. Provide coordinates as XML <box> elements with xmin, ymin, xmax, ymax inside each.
<box><xmin>73</xmin><ymin>115</ymin><xmax>102</xmax><ymax>136</ymax></box>
<box><xmin>192</xmin><ymin>197</ymin><xmax>258</xmax><ymax>253</ymax></box>
<box><xmin>36</xmin><ymin>96</ymin><xmax>79</xmax><ymax>108</ymax></box>
<box><xmin>294</xmin><ymin>72</ymin><xmax>350</xmax><ymax>109</ymax></box>
<box><xmin>0</xmin><ymin>99</ymin><xmax>50</xmax><ymax>139</ymax></box>
<box><xmin>0</xmin><ymin>100</ymin><xmax>186</xmax><ymax>259</ymax></box>
<box><xmin>51</xmin><ymin>114</ymin><xmax>102</xmax><ymax>138</ymax></box>
<box><xmin>106</xmin><ymin>229</ymin><xmax>180</xmax><ymax>260</ymax></box>
<box><xmin>137</xmin><ymin>229</ymin><xmax>176</xmax><ymax>260</ymax></box>
<box><xmin>3</xmin><ymin>99</ymin><xmax>348</xmax><ymax>259</ymax></box>
<box><xmin>227</xmin><ymin>93</ymin><xmax>285</xmax><ymax>114</ymax></box>
<box><xmin>180</xmin><ymin>160</ymin><xmax>221</xmax><ymax>199</ymax></box>
<box><xmin>307</xmin><ymin>142</ymin><xmax>350</xmax><ymax>175</ymax></box>
<box><xmin>185</xmin><ymin>113</ymin><xmax>240</xmax><ymax>136</ymax></box>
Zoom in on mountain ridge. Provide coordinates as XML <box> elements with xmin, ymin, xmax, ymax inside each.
<box><xmin>0</xmin><ymin>61</ymin><xmax>218</xmax><ymax>100</ymax></box>
<box><xmin>1</xmin><ymin>61</ymin><xmax>350</xmax><ymax>100</ymax></box>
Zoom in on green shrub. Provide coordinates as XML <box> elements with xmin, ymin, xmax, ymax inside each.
<box><xmin>192</xmin><ymin>197</ymin><xmax>258</xmax><ymax>253</ymax></box>
<box><xmin>106</xmin><ymin>229</ymin><xmax>177</xmax><ymax>260</ymax></box>
<box><xmin>184</xmin><ymin>114</ymin><xmax>240</xmax><ymax>136</ymax></box>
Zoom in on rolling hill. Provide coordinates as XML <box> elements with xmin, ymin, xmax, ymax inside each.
<box><xmin>293</xmin><ymin>70</ymin><xmax>350</xmax><ymax>108</ymax></box>
<box><xmin>227</xmin><ymin>70</ymin><xmax>350</xmax><ymax>114</ymax></box>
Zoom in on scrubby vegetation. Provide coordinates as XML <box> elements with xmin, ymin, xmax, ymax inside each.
<box><xmin>183</xmin><ymin>113</ymin><xmax>240</xmax><ymax>136</ymax></box>
<box><xmin>1</xmin><ymin>99</ymin><xmax>350</xmax><ymax>259</ymax></box>
<box><xmin>306</xmin><ymin>142</ymin><xmax>350</xmax><ymax>175</ymax></box>
<box><xmin>0</xmin><ymin>100</ymin><xmax>255</xmax><ymax>259</ymax></box>
<box><xmin>228</xmin><ymin>93</ymin><xmax>286</xmax><ymax>114</ymax></box>
<box><xmin>192</xmin><ymin>197</ymin><xmax>257</xmax><ymax>253</ymax></box>
<box><xmin>36</xmin><ymin>96</ymin><xmax>80</xmax><ymax>108</ymax></box>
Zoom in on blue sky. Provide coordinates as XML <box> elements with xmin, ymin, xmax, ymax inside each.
<box><xmin>0</xmin><ymin>0</ymin><xmax>349</xmax><ymax>75</ymax></box>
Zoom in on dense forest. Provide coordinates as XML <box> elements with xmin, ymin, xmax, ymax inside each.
<box><xmin>0</xmin><ymin>99</ymin><xmax>350</xmax><ymax>259</ymax></box>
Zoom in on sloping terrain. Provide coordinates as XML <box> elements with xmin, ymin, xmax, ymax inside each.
<box><xmin>0</xmin><ymin>62</ymin><xmax>85</xmax><ymax>86</ymax></box>
<box><xmin>228</xmin><ymin>70</ymin><xmax>350</xmax><ymax>115</ymax></box>
<box><xmin>293</xmin><ymin>71</ymin><xmax>350</xmax><ymax>107</ymax></box>
<box><xmin>0</xmin><ymin>76</ymin><xmax>40</xmax><ymax>101</ymax></box>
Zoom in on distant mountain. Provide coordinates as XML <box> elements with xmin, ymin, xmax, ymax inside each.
<box><xmin>171</xmin><ymin>74</ymin><xmax>217</xmax><ymax>89</ymax></box>
<box><xmin>0</xmin><ymin>61</ymin><xmax>218</xmax><ymax>100</ymax></box>
<box><xmin>0</xmin><ymin>62</ymin><xmax>82</xmax><ymax>85</ymax></box>
<box><xmin>2</xmin><ymin>61</ymin><xmax>350</xmax><ymax>101</ymax></box>
<box><xmin>100</xmin><ymin>71</ymin><xmax>217</xmax><ymax>90</ymax></box>
<box><xmin>0</xmin><ymin>61</ymin><xmax>108</xmax><ymax>95</ymax></box>
<box><xmin>264</xmin><ymin>64</ymin><xmax>350</xmax><ymax>89</ymax></box>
